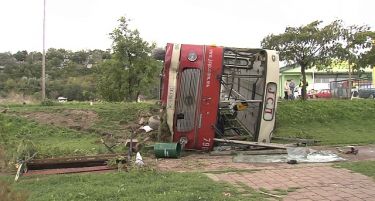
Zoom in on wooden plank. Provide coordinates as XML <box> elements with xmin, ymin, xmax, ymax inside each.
<box><xmin>213</xmin><ymin>138</ymin><xmax>288</xmax><ymax>149</ymax></box>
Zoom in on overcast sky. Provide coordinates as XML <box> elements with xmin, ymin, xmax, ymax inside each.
<box><xmin>0</xmin><ymin>0</ymin><xmax>374</xmax><ymax>53</ymax></box>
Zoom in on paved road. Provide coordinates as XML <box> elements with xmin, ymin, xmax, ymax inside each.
<box><xmin>206</xmin><ymin>165</ymin><xmax>375</xmax><ymax>201</ymax></box>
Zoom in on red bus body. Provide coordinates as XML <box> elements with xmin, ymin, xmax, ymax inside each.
<box><xmin>161</xmin><ymin>44</ymin><xmax>222</xmax><ymax>150</ymax></box>
<box><xmin>161</xmin><ymin>43</ymin><xmax>279</xmax><ymax>150</ymax></box>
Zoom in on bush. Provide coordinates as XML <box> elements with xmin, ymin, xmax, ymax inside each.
<box><xmin>40</xmin><ymin>99</ymin><xmax>58</xmax><ymax>106</ymax></box>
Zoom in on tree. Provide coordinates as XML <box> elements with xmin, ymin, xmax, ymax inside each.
<box><xmin>362</xmin><ymin>45</ymin><xmax>375</xmax><ymax>67</ymax></box>
<box><xmin>261</xmin><ymin>20</ymin><xmax>342</xmax><ymax>99</ymax></box>
<box><xmin>96</xmin><ymin>16</ymin><xmax>161</xmax><ymax>101</ymax></box>
<box><xmin>96</xmin><ymin>60</ymin><xmax>128</xmax><ymax>101</ymax></box>
<box><xmin>335</xmin><ymin>25</ymin><xmax>374</xmax><ymax>97</ymax></box>
<box><xmin>71</xmin><ymin>50</ymin><xmax>89</xmax><ymax>64</ymax></box>
<box><xmin>0</xmin><ymin>52</ymin><xmax>17</xmax><ymax>67</ymax></box>
<box><xmin>13</xmin><ymin>50</ymin><xmax>28</xmax><ymax>62</ymax></box>
<box><xmin>152</xmin><ymin>48</ymin><xmax>166</xmax><ymax>61</ymax></box>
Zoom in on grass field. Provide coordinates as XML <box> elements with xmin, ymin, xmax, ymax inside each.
<box><xmin>275</xmin><ymin>99</ymin><xmax>375</xmax><ymax>145</ymax></box>
<box><xmin>0</xmin><ymin>102</ymin><xmax>159</xmax><ymax>160</ymax></box>
<box><xmin>4</xmin><ymin>102</ymin><xmax>157</xmax><ymax>136</ymax></box>
<box><xmin>0</xmin><ymin>113</ymin><xmax>105</xmax><ymax>159</ymax></box>
<box><xmin>0</xmin><ymin>170</ymin><xmax>266</xmax><ymax>201</ymax></box>
<box><xmin>334</xmin><ymin>160</ymin><xmax>375</xmax><ymax>179</ymax></box>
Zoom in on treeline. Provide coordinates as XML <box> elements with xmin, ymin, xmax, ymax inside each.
<box><xmin>0</xmin><ymin>17</ymin><xmax>163</xmax><ymax>102</ymax></box>
<box><xmin>0</xmin><ymin>49</ymin><xmax>110</xmax><ymax>101</ymax></box>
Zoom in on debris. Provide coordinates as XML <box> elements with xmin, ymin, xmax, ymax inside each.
<box><xmin>15</xmin><ymin>163</ymin><xmax>25</xmax><ymax>181</ymax></box>
<box><xmin>346</xmin><ymin>146</ymin><xmax>359</xmax><ymax>155</ymax></box>
<box><xmin>100</xmin><ymin>138</ymin><xmax>116</xmax><ymax>153</ymax></box>
<box><xmin>24</xmin><ymin>165</ymin><xmax>112</xmax><ymax>176</ymax></box>
<box><xmin>138</xmin><ymin>117</ymin><xmax>146</xmax><ymax>125</ymax></box>
<box><xmin>23</xmin><ymin>154</ymin><xmax>126</xmax><ymax>176</ymax></box>
<box><xmin>287</xmin><ymin>159</ymin><xmax>298</xmax><ymax>164</ymax></box>
<box><xmin>139</xmin><ymin>125</ymin><xmax>153</xmax><ymax>133</ymax></box>
<box><xmin>233</xmin><ymin>154</ymin><xmax>287</xmax><ymax>163</ymax></box>
<box><xmin>233</xmin><ymin>147</ymin><xmax>344</xmax><ymax>163</ymax></box>
<box><xmin>148</xmin><ymin>115</ymin><xmax>160</xmax><ymax>130</ymax></box>
<box><xmin>132</xmin><ymin>137</ymin><xmax>151</xmax><ymax>152</ymax></box>
<box><xmin>259</xmin><ymin>191</ymin><xmax>282</xmax><ymax>198</ymax></box>
<box><xmin>154</xmin><ymin>143</ymin><xmax>182</xmax><ymax>158</ymax></box>
<box><xmin>287</xmin><ymin>147</ymin><xmax>345</xmax><ymax>163</ymax></box>
<box><xmin>135</xmin><ymin>152</ymin><xmax>144</xmax><ymax>167</ymax></box>
<box><xmin>214</xmin><ymin>138</ymin><xmax>289</xmax><ymax>149</ymax></box>
<box><xmin>337</xmin><ymin>146</ymin><xmax>359</xmax><ymax>155</ymax></box>
<box><xmin>272</xmin><ymin>136</ymin><xmax>320</xmax><ymax>146</ymax></box>
<box><xmin>124</xmin><ymin>139</ymin><xmax>139</xmax><ymax>149</ymax></box>
<box><xmin>210</xmin><ymin>149</ymin><xmax>287</xmax><ymax>156</ymax></box>
<box><xmin>223</xmin><ymin>192</ymin><xmax>231</xmax><ymax>197</ymax></box>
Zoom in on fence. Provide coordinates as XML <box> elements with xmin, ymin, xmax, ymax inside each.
<box><xmin>330</xmin><ymin>78</ymin><xmax>373</xmax><ymax>99</ymax></box>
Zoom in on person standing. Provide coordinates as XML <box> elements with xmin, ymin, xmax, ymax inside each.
<box><xmin>284</xmin><ymin>80</ymin><xmax>290</xmax><ymax>100</ymax></box>
<box><xmin>289</xmin><ymin>80</ymin><xmax>296</xmax><ymax>100</ymax></box>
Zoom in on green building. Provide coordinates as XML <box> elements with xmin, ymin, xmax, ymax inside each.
<box><xmin>279</xmin><ymin>65</ymin><xmax>373</xmax><ymax>98</ymax></box>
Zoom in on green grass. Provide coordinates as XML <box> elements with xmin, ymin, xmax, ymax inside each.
<box><xmin>3</xmin><ymin>102</ymin><xmax>157</xmax><ymax>136</ymax></box>
<box><xmin>334</xmin><ymin>160</ymin><xmax>375</xmax><ymax>179</ymax></box>
<box><xmin>0</xmin><ymin>102</ymin><xmax>158</xmax><ymax>160</ymax></box>
<box><xmin>275</xmin><ymin>100</ymin><xmax>375</xmax><ymax>145</ymax></box>
<box><xmin>0</xmin><ymin>114</ymin><xmax>104</xmax><ymax>159</ymax></box>
<box><xmin>1</xmin><ymin>170</ymin><xmax>264</xmax><ymax>201</ymax></box>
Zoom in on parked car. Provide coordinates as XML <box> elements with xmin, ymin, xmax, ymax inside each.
<box><xmin>358</xmin><ymin>88</ymin><xmax>375</xmax><ymax>99</ymax></box>
<box><xmin>307</xmin><ymin>89</ymin><xmax>318</xmax><ymax>99</ymax></box>
<box><xmin>315</xmin><ymin>89</ymin><xmax>332</xmax><ymax>98</ymax></box>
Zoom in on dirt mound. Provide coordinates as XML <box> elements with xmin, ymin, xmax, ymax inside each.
<box><xmin>21</xmin><ymin>110</ymin><xmax>98</xmax><ymax>131</ymax></box>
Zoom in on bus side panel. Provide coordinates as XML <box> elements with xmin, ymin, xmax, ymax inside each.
<box><xmin>196</xmin><ymin>46</ymin><xmax>223</xmax><ymax>150</ymax></box>
<box><xmin>161</xmin><ymin>43</ymin><xmax>174</xmax><ymax>105</ymax></box>
<box><xmin>166</xmin><ymin>44</ymin><xmax>182</xmax><ymax>138</ymax></box>
<box><xmin>173</xmin><ymin>44</ymin><xmax>204</xmax><ymax>149</ymax></box>
<box><xmin>258</xmin><ymin>50</ymin><xmax>279</xmax><ymax>143</ymax></box>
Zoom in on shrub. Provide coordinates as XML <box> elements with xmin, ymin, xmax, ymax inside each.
<box><xmin>40</xmin><ymin>99</ymin><xmax>58</xmax><ymax>106</ymax></box>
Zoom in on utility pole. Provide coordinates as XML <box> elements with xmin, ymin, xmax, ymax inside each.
<box><xmin>42</xmin><ymin>0</ymin><xmax>46</xmax><ymax>100</ymax></box>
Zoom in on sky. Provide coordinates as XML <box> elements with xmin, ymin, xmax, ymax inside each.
<box><xmin>0</xmin><ymin>0</ymin><xmax>374</xmax><ymax>53</ymax></box>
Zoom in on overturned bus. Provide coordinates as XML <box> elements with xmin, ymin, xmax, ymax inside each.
<box><xmin>160</xmin><ymin>43</ymin><xmax>279</xmax><ymax>151</ymax></box>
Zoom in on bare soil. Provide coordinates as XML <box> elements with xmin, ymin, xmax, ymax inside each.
<box><xmin>19</xmin><ymin>110</ymin><xmax>98</xmax><ymax>131</ymax></box>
